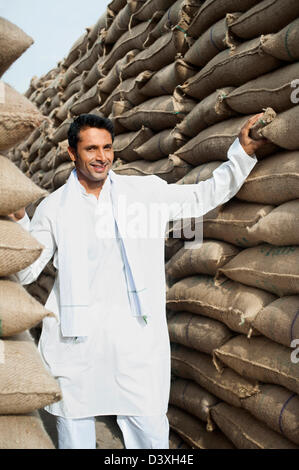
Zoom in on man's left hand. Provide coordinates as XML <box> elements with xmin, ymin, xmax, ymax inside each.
<box><xmin>239</xmin><ymin>113</ymin><xmax>269</xmax><ymax>156</ymax></box>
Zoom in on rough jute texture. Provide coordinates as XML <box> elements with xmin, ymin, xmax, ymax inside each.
<box><xmin>260</xmin><ymin>106</ymin><xmax>299</xmax><ymax>150</ymax></box>
<box><xmin>0</xmin><ymin>17</ymin><xmax>33</xmax><ymax>77</ymax></box>
<box><xmin>261</xmin><ymin>18</ymin><xmax>299</xmax><ymax>61</ymax></box>
<box><xmin>113</xmin><ymin>127</ymin><xmax>154</xmax><ymax>162</ymax></box>
<box><xmin>0</xmin><ymin>412</ymin><xmax>55</xmax><ymax>449</ymax></box>
<box><xmin>210</xmin><ymin>402</ymin><xmax>298</xmax><ymax>449</ymax></box>
<box><xmin>0</xmin><ymin>330</ymin><xmax>61</xmax><ymax>414</ymax></box>
<box><xmin>134</xmin><ymin>129</ymin><xmax>186</xmax><ymax>161</ymax></box>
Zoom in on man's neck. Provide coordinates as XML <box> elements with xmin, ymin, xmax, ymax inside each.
<box><xmin>76</xmin><ymin>168</ymin><xmax>108</xmax><ymax>199</ymax></box>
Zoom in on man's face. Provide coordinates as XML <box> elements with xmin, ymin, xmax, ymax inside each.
<box><xmin>68</xmin><ymin>127</ymin><xmax>114</xmax><ymax>183</ymax></box>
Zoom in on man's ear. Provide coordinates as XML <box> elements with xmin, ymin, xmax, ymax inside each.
<box><xmin>68</xmin><ymin>146</ymin><xmax>77</xmax><ymax>163</ymax></box>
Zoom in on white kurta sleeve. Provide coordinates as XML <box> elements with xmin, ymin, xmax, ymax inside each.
<box><xmin>16</xmin><ymin>201</ymin><xmax>57</xmax><ymax>285</ymax></box>
<box><xmin>161</xmin><ymin>138</ymin><xmax>258</xmax><ymax>221</ymax></box>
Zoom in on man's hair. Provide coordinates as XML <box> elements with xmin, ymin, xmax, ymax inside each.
<box><xmin>68</xmin><ymin>114</ymin><xmax>115</xmax><ymax>150</ymax></box>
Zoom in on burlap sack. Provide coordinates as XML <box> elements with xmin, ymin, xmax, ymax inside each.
<box><xmin>214</xmin><ymin>335</ymin><xmax>299</xmax><ymax>394</ymax></box>
<box><xmin>167</xmin><ymin>275</ymin><xmax>276</xmax><ymax>335</ymax></box>
<box><xmin>40</xmin><ymin>169</ymin><xmax>55</xmax><ymax>191</ymax></box>
<box><xmin>229</xmin><ymin>0</ymin><xmax>299</xmax><ymax>39</ymax></box>
<box><xmin>99</xmin><ymin>75</ymin><xmax>146</xmax><ymax>117</ymax></box>
<box><xmin>25</xmin><ymin>282</ymin><xmax>50</xmax><ymax>306</ymax></box>
<box><xmin>135</xmin><ymin>129</ymin><xmax>187</xmax><ymax>161</ymax></box>
<box><xmin>62</xmin><ymin>30</ymin><xmax>89</xmax><ymax>69</ymax></box>
<box><xmin>0</xmin><ymin>155</ymin><xmax>47</xmax><ymax>216</ymax></box>
<box><xmin>51</xmin><ymin>118</ymin><xmax>73</xmax><ymax>145</ymax></box>
<box><xmin>101</xmin><ymin>21</ymin><xmax>154</xmax><ymax>71</ymax></box>
<box><xmin>0</xmin><ymin>330</ymin><xmax>61</xmax><ymax>414</ymax></box>
<box><xmin>260</xmin><ymin>106</ymin><xmax>299</xmax><ymax>150</ymax></box>
<box><xmin>104</xmin><ymin>4</ymin><xmax>137</xmax><ymax>45</ymax></box>
<box><xmin>261</xmin><ymin>18</ymin><xmax>299</xmax><ymax>62</ymax></box>
<box><xmin>0</xmin><ymin>82</ymin><xmax>46</xmax><ymax>151</ymax></box>
<box><xmin>98</xmin><ymin>50</ymin><xmax>138</xmax><ymax>95</ymax></box>
<box><xmin>167</xmin><ymin>405</ymin><xmax>234</xmax><ymax>449</ymax></box>
<box><xmin>121</xmin><ymin>29</ymin><xmax>189</xmax><ymax>80</ymax></box>
<box><xmin>177</xmin><ymin>161</ymin><xmax>222</xmax><ymax>185</ymax></box>
<box><xmin>169</xmin><ymin>430</ymin><xmax>191</xmax><ymax>449</ymax></box>
<box><xmin>180</xmin><ymin>37</ymin><xmax>281</xmax><ymax>100</ymax></box>
<box><xmin>169</xmin><ymin>377</ymin><xmax>219</xmax><ymax>426</ymax></box>
<box><xmin>61</xmin><ymin>72</ymin><xmax>86</xmax><ymax>102</ymax></box>
<box><xmin>53</xmin><ymin>162</ymin><xmax>75</xmax><ymax>189</ymax></box>
<box><xmin>185</xmin><ymin>15</ymin><xmax>240</xmax><ymax>68</ymax></box>
<box><xmin>84</xmin><ymin>57</ymin><xmax>106</xmax><ymax>89</ymax></box>
<box><xmin>225</xmin><ymin>62</ymin><xmax>299</xmax><ymax>114</ymax></box>
<box><xmin>165</xmin><ymin>237</ymin><xmax>184</xmax><ymax>261</ymax></box>
<box><xmin>252</xmin><ymin>296</ymin><xmax>299</xmax><ymax>348</ymax></box>
<box><xmin>132</xmin><ymin>0</ymin><xmax>178</xmax><ymax>22</ymax></box>
<box><xmin>95</xmin><ymin>415</ymin><xmax>125</xmax><ymax>449</ymax></box>
<box><xmin>149</xmin><ymin>0</ymin><xmax>197</xmax><ymax>41</ymax></box>
<box><xmin>166</xmin><ymin>240</ymin><xmax>240</xmax><ymax>279</ymax></box>
<box><xmin>217</xmin><ymin>243</ymin><xmax>299</xmax><ymax>297</ymax></box>
<box><xmin>171</xmin><ymin>343</ymin><xmax>260</xmax><ymax>407</ymax></box>
<box><xmin>113</xmin><ymin>127</ymin><xmax>154</xmax><ymax>161</ymax></box>
<box><xmin>70</xmin><ymin>80</ymin><xmax>107</xmax><ymax>116</ymax></box>
<box><xmin>55</xmin><ymin>92</ymin><xmax>81</xmax><ymax>122</ymax></box>
<box><xmin>75</xmin><ymin>38</ymin><xmax>104</xmax><ymax>75</ymax></box>
<box><xmin>88</xmin><ymin>12</ymin><xmax>108</xmax><ymax>47</ymax></box>
<box><xmin>247</xmin><ymin>200</ymin><xmax>299</xmax><ymax>246</ymax></box>
<box><xmin>176</xmin><ymin>87</ymin><xmax>236</xmax><ymax>137</ymax></box>
<box><xmin>61</xmin><ymin>57</ymin><xmax>81</xmax><ymax>89</ymax></box>
<box><xmin>0</xmin><ymin>18</ymin><xmax>33</xmax><ymax>77</ymax></box>
<box><xmin>114</xmin><ymin>154</ymin><xmax>191</xmax><ymax>183</ymax></box>
<box><xmin>236</xmin><ymin>151</ymin><xmax>299</xmax><ymax>205</ymax></box>
<box><xmin>210</xmin><ymin>402</ymin><xmax>297</xmax><ymax>449</ymax></box>
<box><xmin>0</xmin><ymin>412</ymin><xmax>55</xmax><ymax>449</ymax></box>
<box><xmin>137</xmin><ymin>60</ymin><xmax>196</xmax><ymax>97</ymax></box>
<box><xmin>186</xmin><ymin>0</ymin><xmax>261</xmax><ymax>38</ymax></box>
<box><xmin>202</xmin><ymin>200</ymin><xmax>274</xmax><ymax>247</ymax></box>
<box><xmin>167</xmin><ymin>310</ymin><xmax>232</xmax><ymax>354</ymax></box>
<box><xmin>0</xmin><ymin>279</ymin><xmax>53</xmax><ymax>337</ymax></box>
<box><xmin>0</xmin><ymin>218</ymin><xmax>43</xmax><ymax>276</ymax></box>
<box><xmin>108</xmin><ymin>0</ymin><xmax>127</xmax><ymax>13</ymax></box>
<box><xmin>115</xmin><ymin>94</ymin><xmax>196</xmax><ymax>132</ymax></box>
<box><xmin>40</xmin><ymin>148</ymin><xmax>56</xmax><ymax>172</ymax></box>
<box><xmin>241</xmin><ymin>384</ymin><xmax>299</xmax><ymax>445</ymax></box>
<box><xmin>42</xmin><ymin>71</ymin><xmax>64</xmax><ymax>99</ymax></box>
<box><xmin>38</xmin><ymin>273</ymin><xmax>55</xmax><ymax>294</ymax></box>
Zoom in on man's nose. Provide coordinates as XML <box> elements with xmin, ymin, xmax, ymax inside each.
<box><xmin>95</xmin><ymin>148</ymin><xmax>107</xmax><ymax>161</ymax></box>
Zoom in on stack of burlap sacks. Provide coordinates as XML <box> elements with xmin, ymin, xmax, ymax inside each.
<box><xmin>6</xmin><ymin>0</ymin><xmax>299</xmax><ymax>448</ymax></box>
<box><xmin>0</xmin><ymin>17</ymin><xmax>62</xmax><ymax>449</ymax></box>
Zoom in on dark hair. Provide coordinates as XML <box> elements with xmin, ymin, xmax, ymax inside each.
<box><xmin>68</xmin><ymin>114</ymin><xmax>115</xmax><ymax>150</ymax></box>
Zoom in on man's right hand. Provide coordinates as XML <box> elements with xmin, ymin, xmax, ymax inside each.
<box><xmin>8</xmin><ymin>207</ymin><xmax>26</xmax><ymax>222</ymax></box>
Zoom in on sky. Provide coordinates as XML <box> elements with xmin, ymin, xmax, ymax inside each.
<box><xmin>1</xmin><ymin>0</ymin><xmax>110</xmax><ymax>93</ymax></box>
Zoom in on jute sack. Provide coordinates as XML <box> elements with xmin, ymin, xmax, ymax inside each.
<box><xmin>25</xmin><ymin>282</ymin><xmax>50</xmax><ymax>306</ymax></box>
<box><xmin>53</xmin><ymin>162</ymin><xmax>75</xmax><ymax>189</ymax></box>
<box><xmin>177</xmin><ymin>161</ymin><xmax>221</xmax><ymax>184</ymax></box>
<box><xmin>173</xmin><ymin>115</ymin><xmax>271</xmax><ymax>165</ymax></box>
<box><xmin>55</xmin><ymin>92</ymin><xmax>82</xmax><ymax>122</ymax></box>
<box><xmin>115</xmin><ymin>94</ymin><xmax>196</xmax><ymax>132</ymax></box>
<box><xmin>167</xmin><ymin>275</ymin><xmax>276</xmax><ymax>335</ymax></box>
<box><xmin>113</xmin><ymin>127</ymin><xmax>154</xmax><ymax>161</ymax></box>
<box><xmin>0</xmin><ymin>218</ymin><xmax>43</xmax><ymax>276</ymax></box>
<box><xmin>203</xmin><ymin>200</ymin><xmax>275</xmax><ymax>247</ymax></box>
<box><xmin>241</xmin><ymin>384</ymin><xmax>299</xmax><ymax>445</ymax></box>
<box><xmin>171</xmin><ymin>343</ymin><xmax>260</xmax><ymax>407</ymax></box>
<box><xmin>0</xmin><ymin>82</ymin><xmax>46</xmax><ymax>151</ymax></box>
<box><xmin>236</xmin><ymin>151</ymin><xmax>299</xmax><ymax>205</ymax></box>
<box><xmin>70</xmin><ymin>80</ymin><xmax>107</xmax><ymax>116</ymax></box>
<box><xmin>84</xmin><ymin>57</ymin><xmax>106</xmax><ymax>89</ymax></box>
<box><xmin>229</xmin><ymin>0</ymin><xmax>299</xmax><ymax>40</ymax></box>
<box><xmin>0</xmin><ymin>330</ymin><xmax>61</xmax><ymax>414</ymax></box>
<box><xmin>97</xmin><ymin>50</ymin><xmax>139</xmax><ymax>95</ymax></box>
<box><xmin>259</xmin><ymin>106</ymin><xmax>299</xmax><ymax>150</ymax></box>
<box><xmin>167</xmin><ymin>310</ymin><xmax>232</xmax><ymax>355</ymax></box>
<box><xmin>51</xmin><ymin>118</ymin><xmax>73</xmax><ymax>145</ymax></box>
<box><xmin>213</xmin><ymin>335</ymin><xmax>299</xmax><ymax>395</ymax></box>
<box><xmin>38</xmin><ymin>273</ymin><xmax>55</xmax><ymax>295</ymax></box>
<box><xmin>75</xmin><ymin>38</ymin><xmax>105</xmax><ymax>75</ymax></box>
<box><xmin>176</xmin><ymin>87</ymin><xmax>236</xmax><ymax>137</ymax></box>
<box><xmin>261</xmin><ymin>18</ymin><xmax>299</xmax><ymax>62</ymax></box>
<box><xmin>186</xmin><ymin>0</ymin><xmax>261</xmax><ymax>38</ymax></box>
<box><xmin>114</xmin><ymin>154</ymin><xmax>191</xmax><ymax>183</ymax></box>
<box><xmin>0</xmin><ymin>279</ymin><xmax>53</xmax><ymax>337</ymax></box>
<box><xmin>184</xmin><ymin>15</ymin><xmax>241</xmax><ymax>68</ymax></box>
<box><xmin>180</xmin><ymin>37</ymin><xmax>281</xmax><ymax>100</ymax></box>
<box><xmin>103</xmin><ymin>4</ymin><xmax>140</xmax><ymax>45</ymax></box>
<box><xmin>137</xmin><ymin>60</ymin><xmax>196</xmax><ymax>97</ymax></box>
<box><xmin>101</xmin><ymin>21</ymin><xmax>155</xmax><ymax>72</ymax></box>
<box><xmin>165</xmin><ymin>237</ymin><xmax>184</xmax><ymax>261</ymax></box>
<box><xmin>61</xmin><ymin>72</ymin><xmax>86</xmax><ymax>102</ymax></box>
<box><xmin>0</xmin><ymin>155</ymin><xmax>47</xmax><ymax>216</ymax></box>
<box><xmin>0</xmin><ymin>18</ymin><xmax>33</xmax><ymax>77</ymax></box>
<box><xmin>132</xmin><ymin>0</ymin><xmax>178</xmax><ymax>22</ymax></box>
<box><xmin>87</xmin><ymin>12</ymin><xmax>109</xmax><ymax>47</ymax></box>
<box><xmin>99</xmin><ymin>75</ymin><xmax>147</xmax><ymax>117</ymax></box>
<box><xmin>169</xmin><ymin>377</ymin><xmax>219</xmax><ymax>426</ymax></box>
<box><xmin>224</xmin><ymin>62</ymin><xmax>299</xmax><ymax>114</ymax></box>
<box><xmin>62</xmin><ymin>30</ymin><xmax>89</xmax><ymax>69</ymax></box>
<box><xmin>217</xmin><ymin>244</ymin><xmax>299</xmax><ymax>297</ymax></box>
<box><xmin>40</xmin><ymin>148</ymin><xmax>56</xmax><ymax>172</ymax></box>
<box><xmin>121</xmin><ymin>29</ymin><xmax>189</xmax><ymax>80</ymax></box>
<box><xmin>210</xmin><ymin>402</ymin><xmax>298</xmax><ymax>449</ymax></box>
<box><xmin>247</xmin><ymin>200</ymin><xmax>299</xmax><ymax>246</ymax></box>
<box><xmin>135</xmin><ymin>129</ymin><xmax>187</xmax><ymax>161</ymax></box>
<box><xmin>0</xmin><ymin>412</ymin><xmax>54</xmax><ymax>449</ymax></box>
<box><xmin>166</xmin><ymin>239</ymin><xmax>240</xmax><ymax>279</ymax></box>
<box><xmin>252</xmin><ymin>296</ymin><xmax>299</xmax><ymax>348</ymax></box>
<box><xmin>61</xmin><ymin>57</ymin><xmax>81</xmax><ymax>89</ymax></box>
<box><xmin>40</xmin><ymin>169</ymin><xmax>55</xmax><ymax>192</ymax></box>
<box><xmin>95</xmin><ymin>416</ymin><xmax>125</xmax><ymax>449</ymax></box>
<box><xmin>169</xmin><ymin>430</ymin><xmax>191</xmax><ymax>449</ymax></box>
<box><xmin>108</xmin><ymin>0</ymin><xmax>126</xmax><ymax>13</ymax></box>
<box><xmin>167</xmin><ymin>405</ymin><xmax>234</xmax><ymax>449</ymax></box>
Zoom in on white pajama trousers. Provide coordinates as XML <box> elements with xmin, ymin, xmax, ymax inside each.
<box><xmin>56</xmin><ymin>414</ymin><xmax>170</xmax><ymax>449</ymax></box>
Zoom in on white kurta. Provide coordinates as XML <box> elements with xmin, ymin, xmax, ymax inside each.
<box><xmin>16</xmin><ymin>138</ymin><xmax>257</xmax><ymax>419</ymax></box>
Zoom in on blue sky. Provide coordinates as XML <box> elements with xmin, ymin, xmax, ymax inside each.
<box><xmin>1</xmin><ymin>0</ymin><xmax>109</xmax><ymax>93</ymax></box>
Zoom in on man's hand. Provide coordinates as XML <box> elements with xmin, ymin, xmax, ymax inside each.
<box><xmin>8</xmin><ymin>207</ymin><xmax>26</xmax><ymax>222</ymax></box>
<box><xmin>239</xmin><ymin>113</ymin><xmax>269</xmax><ymax>156</ymax></box>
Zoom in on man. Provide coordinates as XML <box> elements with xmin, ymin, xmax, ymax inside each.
<box><xmin>12</xmin><ymin>113</ymin><xmax>267</xmax><ymax>449</ymax></box>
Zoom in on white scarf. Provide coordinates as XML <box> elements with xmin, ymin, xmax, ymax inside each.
<box><xmin>56</xmin><ymin>169</ymin><xmax>149</xmax><ymax>337</ymax></box>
